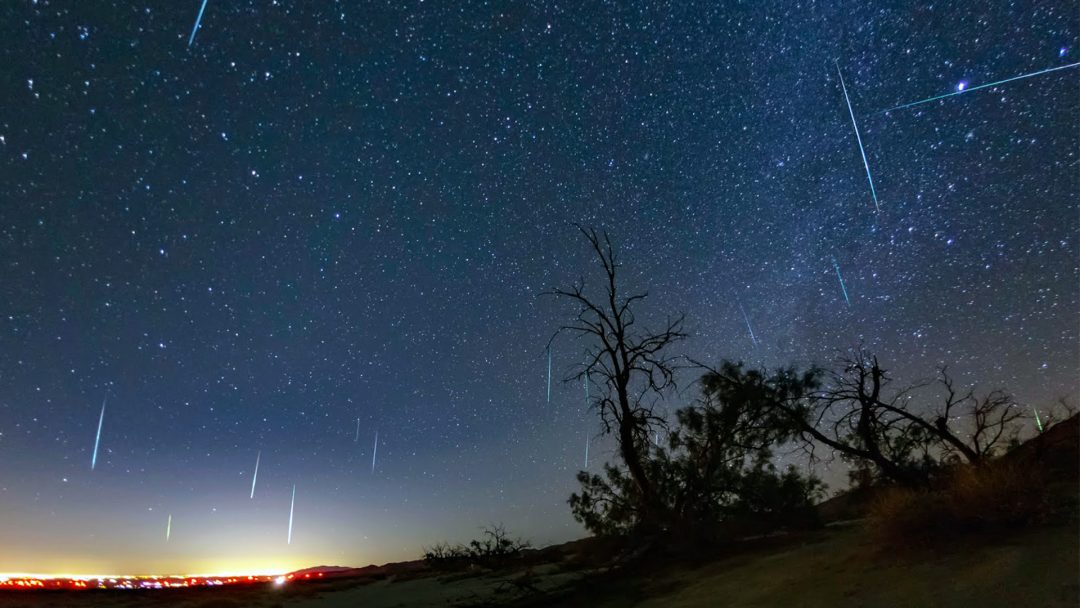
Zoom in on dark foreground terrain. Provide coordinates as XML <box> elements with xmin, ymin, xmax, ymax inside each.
<box><xmin>1</xmin><ymin>518</ymin><xmax>1076</xmax><ymax>608</ymax></box>
<box><xmin>4</xmin><ymin>420</ymin><xmax>1076</xmax><ymax>608</ymax></box>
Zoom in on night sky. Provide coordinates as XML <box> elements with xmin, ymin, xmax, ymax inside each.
<box><xmin>0</xmin><ymin>1</ymin><xmax>1076</xmax><ymax>575</ymax></box>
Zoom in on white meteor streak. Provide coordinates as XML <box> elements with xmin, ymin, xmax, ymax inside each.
<box><xmin>287</xmin><ymin>484</ymin><xmax>296</xmax><ymax>545</ymax></box>
<box><xmin>250</xmin><ymin>451</ymin><xmax>260</xmax><ymax>499</ymax></box>
<box><xmin>546</xmin><ymin>347</ymin><xmax>552</xmax><ymax>403</ymax></box>
<box><xmin>371</xmin><ymin>431</ymin><xmax>379</xmax><ymax>473</ymax></box>
<box><xmin>91</xmin><ymin>397</ymin><xmax>106</xmax><ymax>470</ymax></box>
<box><xmin>738</xmin><ymin>302</ymin><xmax>758</xmax><ymax>347</ymax></box>
<box><xmin>584</xmin><ymin>434</ymin><xmax>590</xmax><ymax>469</ymax></box>
<box><xmin>836</xmin><ymin>61</ymin><xmax>880</xmax><ymax>212</ymax></box>
<box><xmin>187</xmin><ymin>0</ymin><xmax>210</xmax><ymax>48</ymax></box>
<box><xmin>355</xmin><ymin>417</ymin><xmax>360</xmax><ymax>442</ymax></box>
<box><xmin>884</xmin><ymin>62</ymin><xmax>1080</xmax><ymax>112</ymax></box>
<box><xmin>166</xmin><ymin>514</ymin><xmax>172</xmax><ymax>542</ymax></box>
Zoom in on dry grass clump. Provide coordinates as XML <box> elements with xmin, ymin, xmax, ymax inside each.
<box><xmin>867</xmin><ymin>462</ymin><xmax>1052</xmax><ymax>547</ymax></box>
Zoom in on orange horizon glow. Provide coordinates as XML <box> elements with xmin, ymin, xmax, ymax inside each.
<box><xmin>0</xmin><ymin>568</ymin><xmax>293</xmax><ymax>580</ymax></box>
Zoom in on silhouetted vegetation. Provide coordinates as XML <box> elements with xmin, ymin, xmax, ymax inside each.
<box><xmin>569</xmin><ymin>366</ymin><xmax>825</xmax><ymax>542</ymax></box>
<box><xmin>423</xmin><ymin>525</ymin><xmax>532</xmax><ymax>571</ymax></box>
<box><xmin>547</xmin><ymin>226</ymin><xmax>687</xmax><ymax>534</ymax></box>
<box><xmin>554</xmin><ymin>228</ymin><xmax>1069</xmax><ymax>552</ymax></box>
<box><xmin>867</xmin><ymin>461</ymin><xmax>1052</xmax><ymax>547</ymax></box>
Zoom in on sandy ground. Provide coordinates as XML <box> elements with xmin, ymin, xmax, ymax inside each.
<box><xmin>0</xmin><ymin>521</ymin><xmax>1075</xmax><ymax>608</ymax></box>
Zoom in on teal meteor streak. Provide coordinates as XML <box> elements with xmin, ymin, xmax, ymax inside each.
<box><xmin>188</xmin><ymin>0</ymin><xmax>210</xmax><ymax>48</ymax></box>
<box><xmin>836</xmin><ymin>61</ymin><xmax>880</xmax><ymax>212</ymax></box>
<box><xmin>884</xmin><ymin>62</ymin><xmax>1080</xmax><ymax>112</ymax></box>
<box><xmin>832</xmin><ymin>257</ymin><xmax>851</xmax><ymax>307</ymax></box>
<box><xmin>91</xmin><ymin>397</ymin><xmax>106</xmax><ymax>470</ymax></box>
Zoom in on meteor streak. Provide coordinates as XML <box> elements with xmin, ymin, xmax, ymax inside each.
<box><xmin>1033</xmin><ymin>407</ymin><xmax>1044</xmax><ymax>433</ymax></box>
<box><xmin>287</xmin><ymin>484</ymin><xmax>296</xmax><ymax>545</ymax></box>
<box><xmin>250</xmin><ymin>451</ymin><xmax>260</xmax><ymax>499</ymax></box>
<box><xmin>832</xmin><ymin>257</ymin><xmax>851</xmax><ymax>307</ymax></box>
<box><xmin>371</xmin><ymin>431</ymin><xmax>379</xmax><ymax>473</ymax></box>
<box><xmin>91</xmin><ymin>397</ymin><xmax>106</xmax><ymax>470</ymax></box>
<box><xmin>584</xmin><ymin>372</ymin><xmax>589</xmax><ymax>404</ymax></box>
<box><xmin>584</xmin><ymin>433</ymin><xmax>590</xmax><ymax>468</ymax></box>
<box><xmin>836</xmin><ymin>61</ymin><xmax>880</xmax><ymax>212</ymax></box>
<box><xmin>738</xmin><ymin>302</ymin><xmax>758</xmax><ymax>347</ymax></box>
<box><xmin>166</xmin><ymin>515</ymin><xmax>172</xmax><ymax>542</ymax></box>
<box><xmin>884</xmin><ymin>62</ymin><xmax>1080</xmax><ymax>112</ymax></box>
<box><xmin>354</xmin><ymin>418</ymin><xmax>360</xmax><ymax>442</ymax></box>
<box><xmin>187</xmin><ymin>0</ymin><xmax>210</xmax><ymax>48</ymax></box>
<box><xmin>546</xmin><ymin>346</ymin><xmax>552</xmax><ymax>403</ymax></box>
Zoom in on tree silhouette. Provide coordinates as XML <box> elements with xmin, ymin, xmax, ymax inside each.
<box><xmin>703</xmin><ymin>351</ymin><xmax>1029</xmax><ymax>487</ymax></box>
<box><xmin>547</xmin><ymin>226</ymin><xmax>686</xmax><ymax>527</ymax></box>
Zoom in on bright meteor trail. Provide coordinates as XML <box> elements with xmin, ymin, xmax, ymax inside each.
<box><xmin>187</xmin><ymin>0</ymin><xmax>210</xmax><ymax>48</ymax></box>
<box><xmin>836</xmin><ymin>61</ymin><xmax>880</xmax><ymax>212</ymax></box>
<box><xmin>371</xmin><ymin>431</ymin><xmax>379</xmax><ymax>474</ymax></box>
<box><xmin>166</xmin><ymin>514</ymin><xmax>172</xmax><ymax>542</ymax></box>
<box><xmin>91</xmin><ymin>397</ymin><xmax>106</xmax><ymax>470</ymax></box>
<box><xmin>738</xmin><ymin>301</ymin><xmax>758</xmax><ymax>347</ymax></box>
<box><xmin>287</xmin><ymin>484</ymin><xmax>296</xmax><ymax>545</ymax></box>
<box><xmin>250</xmin><ymin>450</ymin><xmax>260</xmax><ymax>499</ymax></box>
<box><xmin>884</xmin><ymin>62</ymin><xmax>1080</xmax><ymax>112</ymax></box>
<box><xmin>832</xmin><ymin>257</ymin><xmax>851</xmax><ymax>307</ymax></box>
<box><xmin>546</xmin><ymin>346</ymin><xmax>552</xmax><ymax>403</ymax></box>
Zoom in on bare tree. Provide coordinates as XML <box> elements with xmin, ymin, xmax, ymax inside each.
<box><xmin>705</xmin><ymin>351</ymin><xmax>1029</xmax><ymax>487</ymax></box>
<box><xmin>546</xmin><ymin>226</ymin><xmax>686</xmax><ymax>524</ymax></box>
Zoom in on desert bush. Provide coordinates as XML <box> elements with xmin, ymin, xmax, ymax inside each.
<box><xmin>423</xmin><ymin>525</ymin><xmax>531</xmax><ymax>571</ymax></box>
<box><xmin>867</xmin><ymin>461</ymin><xmax>1052</xmax><ymax>547</ymax></box>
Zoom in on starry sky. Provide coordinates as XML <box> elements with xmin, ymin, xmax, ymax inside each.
<box><xmin>0</xmin><ymin>0</ymin><xmax>1076</xmax><ymax>575</ymax></box>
